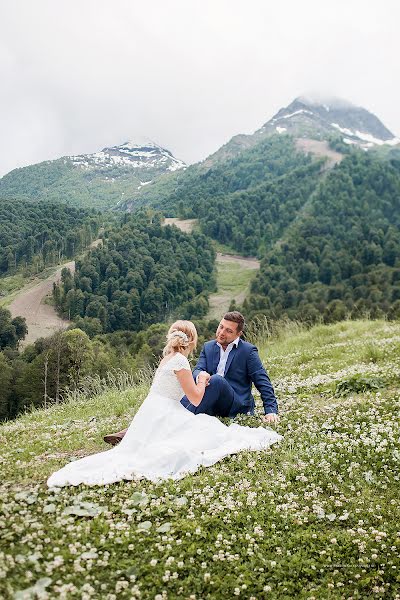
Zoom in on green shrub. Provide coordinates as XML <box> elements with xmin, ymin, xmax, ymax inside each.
<box><xmin>335</xmin><ymin>373</ymin><xmax>386</xmax><ymax>396</ymax></box>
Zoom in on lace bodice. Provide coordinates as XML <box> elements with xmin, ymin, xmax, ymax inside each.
<box><xmin>149</xmin><ymin>353</ymin><xmax>192</xmax><ymax>400</ymax></box>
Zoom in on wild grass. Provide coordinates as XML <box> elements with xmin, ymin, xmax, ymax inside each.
<box><xmin>0</xmin><ymin>273</ymin><xmax>28</xmax><ymax>306</ymax></box>
<box><xmin>64</xmin><ymin>367</ymin><xmax>155</xmax><ymax>405</ymax></box>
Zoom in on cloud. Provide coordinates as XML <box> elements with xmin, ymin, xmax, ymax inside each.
<box><xmin>0</xmin><ymin>0</ymin><xmax>399</xmax><ymax>176</ymax></box>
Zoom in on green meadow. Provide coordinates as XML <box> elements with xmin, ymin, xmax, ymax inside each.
<box><xmin>0</xmin><ymin>319</ymin><xmax>399</xmax><ymax>599</ymax></box>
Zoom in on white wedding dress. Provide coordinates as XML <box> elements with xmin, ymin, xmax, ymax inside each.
<box><xmin>47</xmin><ymin>353</ymin><xmax>283</xmax><ymax>487</ymax></box>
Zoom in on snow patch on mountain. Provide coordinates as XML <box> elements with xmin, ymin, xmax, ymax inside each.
<box><xmin>69</xmin><ymin>139</ymin><xmax>186</xmax><ymax>173</ymax></box>
<box><xmin>280</xmin><ymin>109</ymin><xmax>314</xmax><ymax>120</ymax></box>
<box><xmin>331</xmin><ymin>123</ymin><xmax>354</xmax><ymax>137</ymax></box>
<box><xmin>137</xmin><ymin>180</ymin><xmax>152</xmax><ymax>190</ymax></box>
<box><xmin>331</xmin><ymin>123</ymin><xmax>399</xmax><ymax>147</ymax></box>
<box><xmin>354</xmin><ymin>130</ymin><xmax>400</xmax><ymax>147</ymax></box>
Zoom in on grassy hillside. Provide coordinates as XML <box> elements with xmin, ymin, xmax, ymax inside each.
<box><xmin>0</xmin><ymin>157</ymin><xmax>179</xmax><ymax>212</ymax></box>
<box><xmin>1</xmin><ymin>319</ymin><xmax>399</xmax><ymax>598</ymax></box>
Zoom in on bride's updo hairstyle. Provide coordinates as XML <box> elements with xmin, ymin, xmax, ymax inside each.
<box><xmin>163</xmin><ymin>320</ymin><xmax>198</xmax><ymax>357</ymax></box>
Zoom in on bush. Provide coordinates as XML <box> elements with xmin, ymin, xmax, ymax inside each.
<box><xmin>335</xmin><ymin>374</ymin><xmax>386</xmax><ymax>396</ymax></box>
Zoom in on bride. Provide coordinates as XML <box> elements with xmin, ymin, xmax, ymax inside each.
<box><xmin>47</xmin><ymin>320</ymin><xmax>283</xmax><ymax>487</ymax></box>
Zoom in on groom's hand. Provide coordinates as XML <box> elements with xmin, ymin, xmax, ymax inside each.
<box><xmin>262</xmin><ymin>413</ymin><xmax>279</xmax><ymax>424</ymax></box>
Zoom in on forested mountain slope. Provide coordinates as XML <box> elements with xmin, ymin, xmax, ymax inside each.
<box><xmin>132</xmin><ymin>137</ymin><xmax>400</xmax><ymax>324</ymax></box>
<box><xmin>245</xmin><ymin>153</ymin><xmax>400</xmax><ymax>322</ymax></box>
<box><xmin>194</xmin><ymin>159</ymin><xmax>324</xmax><ymax>256</ymax></box>
<box><xmin>129</xmin><ymin>135</ymin><xmax>318</xmax><ymax>217</ymax></box>
<box><xmin>0</xmin><ymin>139</ymin><xmax>186</xmax><ymax>211</ymax></box>
<box><xmin>122</xmin><ymin>131</ymin><xmax>400</xmax><ymax>323</ymax></box>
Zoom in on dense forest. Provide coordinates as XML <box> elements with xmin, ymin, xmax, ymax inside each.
<box><xmin>0</xmin><ymin>323</ymin><xmax>142</xmax><ymax>421</ymax></box>
<box><xmin>0</xmin><ymin>209</ymin><xmax>217</xmax><ymax>421</ymax></box>
<box><xmin>194</xmin><ymin>160</ymin><xmax>323</xmax><ymax>256</ymax></box>
<box><xmin>53</xmin><ymin>212</ymin><xmax>216</xmax><ymax>335</ymax></box>
<box><xmin>0</xmin><ymin>199</ymin><xmax>100</xmax><ymax>275</ymax></box>
<box><xmin>244</xmin><ymin>153</ymin><xmax>400</xmax><ymax>322</ymax></box>
<box><xmin>139</xmin><ymin>133</ymin><xmax>400</xmax><ymax>323</ymax></box>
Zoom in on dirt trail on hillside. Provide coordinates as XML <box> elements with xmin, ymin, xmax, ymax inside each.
<box><xmin>9</xmin><ymin>238</ymin><xmax>102</xmax><ymax>347</ymax></box>
<box><xmin>163</xmin><ymin>218</ymin><xmax>197</xmax><ymax>233</ymax></box>
<box><xmin>9</xmin><ymin>261</ymin><xmax>75</xmax><ymax>346</ymax></box>
<box><xmin>216</xmin><ymin>253</ymin><xmax>259</xmax><ymax>269</ymax></box>
<box><xmin>296</xmin><ymin>139</ymin><xmax>343</xmax><ymax>168</ymax></box>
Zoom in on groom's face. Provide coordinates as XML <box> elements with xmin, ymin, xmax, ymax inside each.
<box><xmin>216</xmin><ymin>319</ymin><xmax>241</xmax><ymax>348</ymax></box>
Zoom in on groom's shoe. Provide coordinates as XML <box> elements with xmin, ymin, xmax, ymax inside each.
<box><xmin>103</xmin><ymin>429</ymin><xmax>127</xmax><ymax>446</ymax></box>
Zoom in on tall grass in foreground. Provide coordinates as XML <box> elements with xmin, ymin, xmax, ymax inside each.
<box><xmin>245</xmin><ymin>315</ymin><xmax>309</xmax><ymax>346</ymax></box>
<box><xmin>62</xmin><ymin>366</ymin><xmax>155</xmax><ymax>405</ymax></box>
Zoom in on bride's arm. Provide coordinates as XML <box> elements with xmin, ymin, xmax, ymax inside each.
<box><xmin>174</xmin><ymin>369</ymin><xmax>207</xmax><ymax>406</ymax></box>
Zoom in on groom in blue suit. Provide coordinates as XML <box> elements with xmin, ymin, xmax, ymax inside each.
<box><xmin>181</xmin><ymin>311</ymin><xmax>279</xmax><ymax>423</ymax></box>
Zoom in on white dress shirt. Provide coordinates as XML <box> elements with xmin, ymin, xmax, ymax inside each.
<box><xmin>216</xmin><ymin>336</ymin><xmax>240</xmax><ymax>377</ymax></box>
<box><xmin>196</xmin><ymin>337</ymin><xmax>240</xmax><ymax>382</ymax></box>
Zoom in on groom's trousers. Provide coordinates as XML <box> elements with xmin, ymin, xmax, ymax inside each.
<box><xmin>180</xmin><ymin>374</ymin><xmax>235</xmax><ymax>417</ymax></box>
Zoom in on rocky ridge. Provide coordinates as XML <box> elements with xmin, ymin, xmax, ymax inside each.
<box><xmin>69</xmin><ymin>137</ymin><xmax>186</xmax><ymax>175</ymax></box>
<box><xmin>259</xmin><ymin>96</ymin><xmax>399</xmax><ymax>149</ymax></box>
<box><xmin>205</xmin><ymin>95</ymin><xmax>399</xmax><ymax>165</ymax></box>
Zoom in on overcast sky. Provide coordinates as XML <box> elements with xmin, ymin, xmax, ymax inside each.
<box><xmin>0</xmin><ymin>0</ymin><xmax>399</xmax><ymax>176</ymax></box>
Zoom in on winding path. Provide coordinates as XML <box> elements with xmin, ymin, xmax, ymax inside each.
<box><xmin>162</xmin><ymin>218</ymin><xmax>259</xmax><ymax>318</ymax></box>
<box><xmin>9</xmin><ymin>239</ymin><xmax>102</xmax><ymax>347</ymax></box>
<box><xmin>9</xmin><ymin>262</ymin><xmax>75</xmax><ymax>346</ymax></box>
<box><xmin>207</xmin><ymin>252</ymin><xmax>259</xmax><ymax>319</ymax></box>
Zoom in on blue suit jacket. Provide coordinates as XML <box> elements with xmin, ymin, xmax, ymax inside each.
<box><xmin>192</xmin><ymin>339</ymin><xmax>278</xmax><ymax>415</ymax></box>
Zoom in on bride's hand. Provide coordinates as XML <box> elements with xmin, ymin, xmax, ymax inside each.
<box><xmin>197</xmin><ymin>372</ymin><xmax>211</xmax><ymax>385</ymax></box>
<box><xmin>198</xmin><ymin>374</ymin><xmax>210</xmax><ymax>386</ymax></box>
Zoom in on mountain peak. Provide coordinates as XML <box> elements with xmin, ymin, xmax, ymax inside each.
<box><xmin>119</xmin><ymin>136</ymin><xmax>159</xmax><ymax>148</ymax></box>
<box><xmin>294</xmin><ymin>94</ymin><xmax>356</xmax><ymax>110</ymax></box>
<box><xmin>258</xmin><ymin>95</ymin><xmax>399</xmax><ymax>149</ymax></box>
<box><xmin>69</xmin><ymin>138</ymin><xmax>186</xmax><ymax>173</ymax></box>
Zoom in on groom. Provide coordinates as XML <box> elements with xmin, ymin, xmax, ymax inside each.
<box><xmin>104</xmin><ymin>311</ymin><xmax>279</xmax><ymax>445</ymax></box>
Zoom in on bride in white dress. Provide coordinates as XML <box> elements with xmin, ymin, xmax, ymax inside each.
<box><xmin>47</xmin><ymin>321</ymin><xmax>283</xmax><ymax>487</ymax></box>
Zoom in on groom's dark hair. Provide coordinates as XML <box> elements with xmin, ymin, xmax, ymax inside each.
<box><xmin>223</xmin><ymin>311</ymin><xmax>245</xmax><ymax>333</ymax></box>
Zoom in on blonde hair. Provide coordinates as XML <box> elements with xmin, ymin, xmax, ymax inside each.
<box><xmin>162</xmin><ymin>320</ymin><xmax>198</xmax><ymax>357</ymax></box>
